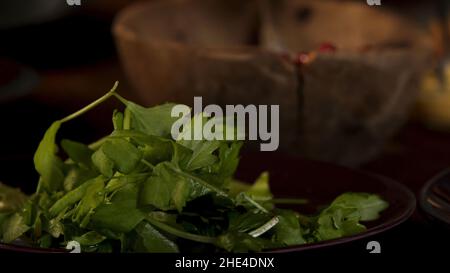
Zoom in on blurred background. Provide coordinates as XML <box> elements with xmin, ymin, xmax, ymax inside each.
<box><xmin>0</xmin><ymin>0</ymin><xmax>450</xmax><ymax>204</ymax></box>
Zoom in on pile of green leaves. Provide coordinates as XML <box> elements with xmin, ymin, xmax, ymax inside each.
<box><xmin>0</xmin><ymin>82</ymin><xmax>389</xmax><ymax>252</ymax></box>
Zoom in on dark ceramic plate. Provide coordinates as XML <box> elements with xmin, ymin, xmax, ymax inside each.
<box><xmin>419</xmin><ymin>168</ymin><xmax>450</xmax><ymax>227</ymax></box>
<box><xmin>236</xmin><ymin>152</ymin><xmax>416</xmax><ymax>252</ymax></box>
<box><xmin>0</xmin><ymin>152</ymin><xmax>416</xmax><ymax>253</ymax></box>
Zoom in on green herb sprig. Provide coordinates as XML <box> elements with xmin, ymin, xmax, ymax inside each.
<box><xmin>0</xmin><ymin>82</ymin><xmax>388</xmax><ymax>252</ymax></box>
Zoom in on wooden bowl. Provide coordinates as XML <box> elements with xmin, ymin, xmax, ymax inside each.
<box><xmin>113</xmin><ymin>0</ymin><xmax>431</xmax><ymax>166</ymax></box>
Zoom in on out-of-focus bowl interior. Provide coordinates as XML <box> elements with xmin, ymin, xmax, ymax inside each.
<box><xmin>113</xmin><ymin>0</ymin><xmax>432</xmax><ymax>166</ymax></box>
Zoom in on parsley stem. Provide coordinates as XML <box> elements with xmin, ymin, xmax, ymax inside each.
<box><xmin>59</xmin><ymin>81</ymin><xmax>119</xmax><ymax>124</ymax></box>
<box><xmin>169</xmin><ymin>166</ymin><xmax>229</xmax><ymax>198</ymax></box>
<box><xmin>146</xmin><ymin>215</ymin><xmax>216</xmax><ymax>244</ymax></box>
<box><xmin>123</xmin><ymin>108</ymin><xmax>131</xmax><ymax>130</ymax></box>
<box><xmin>112</xmin><ymin>92</ymin><xmax>129</xmax><ymax>105</ymax></box>
<box><xmin>88</xmin><ymin>136</ymin><xmax>108</xmax><ymax>150</ymax></box>
<box><xmin>242</xmin><ymin>193</ymin><xmax>269</xmax><ymax>213</ymax></box>
<box><xmin>248</xmin><ymin>216</ymin><xmax>279</xmax><ymax>237</ymax></box>
<box><xmin>141</xmin><ymin>159</ymin><xmax>155</xmax><ymax>170</ymax></box>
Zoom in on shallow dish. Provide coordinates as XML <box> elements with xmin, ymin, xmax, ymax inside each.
<box><xmin>0</xmin><ymin>152</ymin><xmax>415</xmax><ymax>253</ymax></box>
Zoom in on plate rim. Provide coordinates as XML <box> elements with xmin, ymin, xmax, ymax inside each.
<box><xmin>419</xmin><ymin>168</ymin><xmax>450</xmax><ymax>226</ymax></box>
